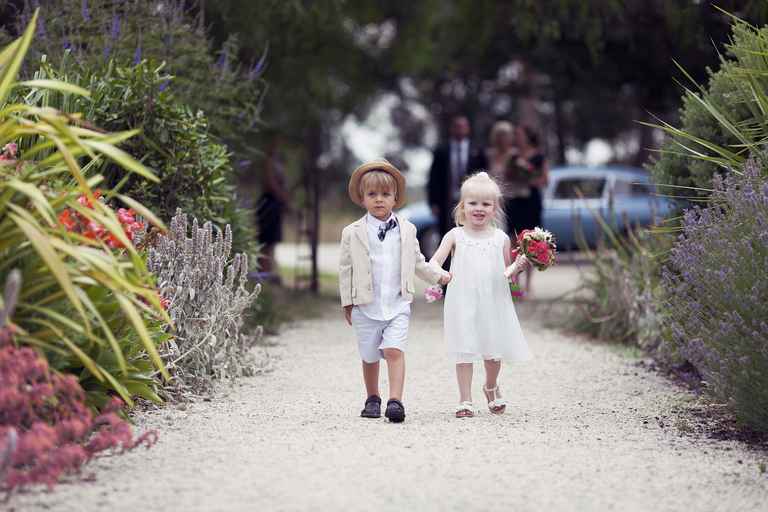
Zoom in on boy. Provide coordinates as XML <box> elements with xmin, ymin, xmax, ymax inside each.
<box><xmin>339</xmin><ymin>160</ymin><xmax>451</xmax><ymax>423</ymax></box>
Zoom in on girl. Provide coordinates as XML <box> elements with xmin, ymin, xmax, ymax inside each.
<box><xmin>429</xmin><ymin>172</ymin><xmax>531</xmax><ymax>418</ymax></box>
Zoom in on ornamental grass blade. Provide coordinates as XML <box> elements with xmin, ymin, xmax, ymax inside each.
<box><xmin>82</xmin><ymin>139</ymin><xmax>159</xmax><ymax>183</ymax></box>
<box><xmin>74</xmin><ymin>286</ymin><xmax>127</xmax><ymax>374</ymax></box>
<box><xmin>8</xmin><ymin>210</ymin><xmax>88</xmax><ymax>326</ymax></box>
<box><xmin>16</xmin><ymin>79</ymin><xmax>91</xmax><ymax>98</ymax></box>
<box><xmin>98</xmin><ymin>365</ymin><xmax>134</xmax><ymax>406</ymax></box>
<box><xmin>0</xmin><ymin>10</ymin><xmax>37</xmax><ymax>105</ymax></box>
<box><xmin>6</xmin><ymin>178</ymin><xmax>56</xmax><ymax>226</ymax></box>
<box><xmin>32</xmin><ymin>318</ymin><xmax>103</xmax><ymax>381</ymax></box>
<box><xmin>116</xmin><ymin>294</ymin><xmax>169</xmax><ymax>381</ymax></box>
<box><xmin>117</xmin><ymin>194</ymin><xmax>166</xmax><ymax>231</ymax></box>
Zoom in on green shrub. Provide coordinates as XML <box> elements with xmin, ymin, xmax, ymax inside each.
<box><xmin>651</xmin><ymin>20</ymin><xmax>768</xmax><ymax>197</ymax></box>
<box><xmin>19</xmin><ymin>57</ymin><xmax>256</xmax><ymax>255</ymax></box>
<box><xmin>0</xmin><ymin>13</ymin><xmax>170</xmax><ymax>408</ymax></box>
<box><xmin>4</xmin><ymin>0</ymin><xmax>265</xmax><ymax>164</ymax></box>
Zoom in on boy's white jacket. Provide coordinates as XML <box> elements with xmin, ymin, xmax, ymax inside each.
<box><xmin>339</xmin><ymin>214</ymin><xmax>444</xmax><ymax>307</ymax></box>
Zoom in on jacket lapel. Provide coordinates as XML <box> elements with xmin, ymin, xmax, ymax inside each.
<box><xmin>397</xmin><ymin>214</ymin><xmax>409</xmax><ymax>264</ymax></box>
<box><xmin>353</xmin><ymin>215</ymin><xmax>369</xmax><ymax>254</ymax></box>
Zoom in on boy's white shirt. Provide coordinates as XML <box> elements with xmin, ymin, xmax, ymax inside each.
<box><xmin>339</xmin><ymin>213</ymin><xmax>446</xmax><ymax>308</ymax></box>
<box><xmin>357</xmin><ymin>213</ymin><xmax>409</xmax><ymax>320</ymax></box>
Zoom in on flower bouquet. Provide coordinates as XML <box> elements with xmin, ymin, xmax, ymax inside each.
<box><xmin>425</xmin><ymin>285</ymin><xmax>444</xmax><ymax>303</ymax></box>
<box><xmin>504</xmin><ymin>227</ymin><xmax>556</xmax><ymax>279</ymax></box>
<box><xmin>505</xmin><ymin>155</ymin><xmax>543</xmax><ymax>186</ymax></box>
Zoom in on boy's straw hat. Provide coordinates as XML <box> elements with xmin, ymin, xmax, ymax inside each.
<box><xmin>348</xmin><ymin>160</ymin><xmax>406</xmax><ymax>208</ymax></box>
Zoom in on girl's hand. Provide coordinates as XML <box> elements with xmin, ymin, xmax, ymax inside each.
<box><xmin>438</xmin><ymin>272</ymin><xmax>452</xmax><ymax>285</ymax></box>
<box><xmin>504</xmin><ymin>255</ymin><xmax>529</xmax><ymax>279</ymax></box>
<box><xmin>343</xmin><ymin>305</ymin><xmax>353</xmax><ymax>325</ymax></box>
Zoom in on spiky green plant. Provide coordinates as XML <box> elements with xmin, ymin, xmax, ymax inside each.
<box><xmin>0</xmin><ymin>11</ymin><xmax>170</xmax><ymax>407</ymax></box>
<box><xmin>650</xmin><ymin>9</ymin><xmax>768</xmax><ymax>197</ymax></box>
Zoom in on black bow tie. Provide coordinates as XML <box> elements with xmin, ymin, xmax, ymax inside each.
<box><xmin>377</xmin><ymin>218</ymin><xmax>397</xmax><ymax>241</ymax></box>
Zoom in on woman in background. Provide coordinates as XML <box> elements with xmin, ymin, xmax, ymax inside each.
<box><xmin>256</xmin><ymin>135</ymin><xmax>290</xmax><ymax>283</ymax></box>
<box><xmin>511</xmin><ymin>124</ymin><xmax>549</xmax><ymax>296</ymax></box>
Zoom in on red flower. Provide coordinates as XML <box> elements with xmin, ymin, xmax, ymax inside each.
<box><xmin>58</xmin><ymin>209</ymin><xmax>78</xmax><ymax>231</ymax></box>
<box><xmin>117</xmin><ymin>208</ymin><xmax>136</xmax><ymax>224</ymax></box>
<box><xmin>76</xmin><ymin>190</ymin><xmax>102</xmax><ymax>209</ymax></box>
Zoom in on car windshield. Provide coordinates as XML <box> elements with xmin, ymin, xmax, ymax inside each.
<box><xmin>553</xmin><ymin>178</ymin><xmax>606</xmax><ymax>199</ymax></box>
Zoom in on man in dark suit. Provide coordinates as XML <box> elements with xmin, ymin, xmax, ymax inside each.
<box><xmin>427</xmin><ymin>115</ymin><xmax>487</xmax><ymax>237</ymax></box>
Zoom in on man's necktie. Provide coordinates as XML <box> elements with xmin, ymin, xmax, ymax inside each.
<box><xmin>377</xmin><ymin>218</ymin><xmax>397</xmax><ymax>241</ymax></box>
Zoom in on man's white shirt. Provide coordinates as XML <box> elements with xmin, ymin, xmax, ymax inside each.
<box><xmin>450</xmin><ymin>138</ymin><xmax>469</xmax><ymax>200</ymax></box>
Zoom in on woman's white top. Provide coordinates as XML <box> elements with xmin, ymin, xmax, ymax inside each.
<box><xmin>444</xmin><ymin>227</ymin><xmax>531</xmax><ymax>362</ymax></box>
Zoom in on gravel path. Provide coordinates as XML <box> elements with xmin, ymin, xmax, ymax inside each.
<box><xmin>9</xmin><ymin>301</ymin><xmax>768</xmax><ymax>512</ymax></box>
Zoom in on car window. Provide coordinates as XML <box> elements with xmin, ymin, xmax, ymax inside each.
<box><xmin>630</xmin><ymin>182</ymin><xmax>652</xmax><ymax>196</ymax></box>
<box><xmin>614</xmin><ymin>180</ymin><xmax>651</xmax><ymax>197</ymax></box>
<box><xmin>553</xmin><ymin>178</ymin><xmax>606</xmax><ymax>199</ymax></box>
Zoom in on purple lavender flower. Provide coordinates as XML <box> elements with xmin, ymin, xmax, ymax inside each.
<box><xmin>133</xmin><ymin>32</ymin><xmax>142</xmax><ymax>65</ymax></box>
<box><xmin>37</xmin><ymin>15</ymin><xmax>46</xmax><ymax>38</ymax></box>
<box><xmin>159</xmin><ymin>80</ymin><xmax>170</xmax><ymax>92</ymax></box>
<box><xmin>216</xmin><ymin>51</ymin><xmax>228</xmax><ymax>72</ymax></box>
<box><xmin>82</xmin><ymin>0</ymin><xmax>91</xmax><ymax>21</ymax></box>
<box><xmin>110</xmin><ymin>14</ymin><xmax>121</xmax><ymax>41</ymax></box>
<box><xmin>663</xmin><ymin>159</ymin><xmax>768</xmax><ymax>430</ymax></box>
<box><xmin>248</xmin><ymin>45</ymin><xmax>269</xmax><ymax>80</ymax></box>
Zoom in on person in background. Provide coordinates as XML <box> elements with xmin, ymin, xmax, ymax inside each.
<box><xmin>256</xmin><ymin>134</ymin><xmax>290</xmax><ymax>284</ymax></box>
<box><xmin>510</xmin><ymin>124</ymin><xmax>549</xmax><ymax>297</ymax></box>
<box><xmin>427</xmin><ymin>115</ymin><xmax>487</xmax><ymax>241</ymax></box>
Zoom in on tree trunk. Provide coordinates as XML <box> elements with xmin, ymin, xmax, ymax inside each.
<box><xmin>304</xmin><ymin>124</ymin><xmax>323</xmax><ymax>294</ymax></box>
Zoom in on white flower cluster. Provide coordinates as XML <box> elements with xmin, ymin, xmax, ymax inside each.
<box><xmin>147</xmin><ymin>209</ymin><xmax>262</xmax><ymax>392</ymax></box>
<box><xmin>525</xmin><ymin>227</ymin><xmax>555</xmax><ymax>244</ymax></box>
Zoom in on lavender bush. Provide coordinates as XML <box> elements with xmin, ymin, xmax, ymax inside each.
<box><xmin>663</xmin><ymin>160</ymin><xmax>768</xmax><ymax>431</ymax></box>
<box><xmin>147</xmin><ymin>210</ymin><xmax>263</xmax><ymax>394</ymax></box>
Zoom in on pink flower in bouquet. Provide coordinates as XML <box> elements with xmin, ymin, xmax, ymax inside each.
<box><xmin>425</xmin><ymin>285</ymin><xmax>444</xmax><ymax>303</ymax></box>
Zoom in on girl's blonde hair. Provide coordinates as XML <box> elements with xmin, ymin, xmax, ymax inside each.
<box><xmin>453</xmin><ymin>171</ymin><xmax>506</xmax><ymax>228</ymax></box>
<box><xmin>359</xmin><ymin>169</ymin><xmax>397</xmax><ymax>198</ymax></box>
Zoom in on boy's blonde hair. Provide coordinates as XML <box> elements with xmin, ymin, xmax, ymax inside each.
<box><xmin>359</xmin><ymin>169</ymin><xmax>397</xmax><ymax>198</ymax></box>
<box><xmin>453</xmin><ymin>171</ymin><xmax>506</xmax><ymax>228</ymax></box>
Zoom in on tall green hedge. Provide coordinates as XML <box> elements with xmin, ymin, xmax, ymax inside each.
<box><xmin>651</xmin><ymin>22</ymin><xmax>768</xmax><ymax>197</ymax></box>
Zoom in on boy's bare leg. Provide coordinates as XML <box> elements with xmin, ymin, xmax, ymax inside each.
<box><xmin>456</xmin><ymin>363</ymin><xmax>473</xmax><ymax>403</ymax></box>
<box><xmin>382</xmin><ymin>348</ymin><xmax>404</xmax><ymax>400</ymax></box>
<box><xmin>362</xmin><ymin>361</ymin><xmax>380</xmax><ymax>397</ymax></box>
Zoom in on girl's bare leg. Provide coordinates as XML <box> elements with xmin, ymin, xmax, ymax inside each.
<box><xmin>484</xmin><ymin>359</ymin><xmax>501</xmax><ymax>389</ymax></box>
<box><xmin>456</xmin><ymin>363</ymin><xmax>473</xmax><ymax>403</ymax></box>
<box><xmin>362</xmin><ymin>361</ymin><xmax>380</xmax><ymax>398</ymax></box>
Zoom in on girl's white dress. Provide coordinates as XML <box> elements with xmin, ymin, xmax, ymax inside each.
<box><xmin>444</xmin><ymin>227</ymin><xmax>531</xmax><ymax>363</ymax></box>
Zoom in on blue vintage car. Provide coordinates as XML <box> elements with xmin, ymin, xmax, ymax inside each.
<box><xmin>399</xmin><ymin>165</ymin><xmax>679</xmax><ymax>253</ymax></box>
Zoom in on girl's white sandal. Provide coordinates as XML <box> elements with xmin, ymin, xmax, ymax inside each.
<box><xmin>455</xmin><ymin>401</ymin><xmax>475</xmax><ymax>418</ymax></box>
<box><xmin>483</xmin><ymin>385</ymin><xmax>507</xmax><ymax>414</ymax></box>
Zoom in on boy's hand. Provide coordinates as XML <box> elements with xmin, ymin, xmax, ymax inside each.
<box><xmin>343</xmin><ymin>305</ymin><xmax>353</xmax><ymax>325</ymax></box>
<box><xmin>438</xmin><ymin>272</ymin><xmax>452</xmax><ymax>285</ymax></box>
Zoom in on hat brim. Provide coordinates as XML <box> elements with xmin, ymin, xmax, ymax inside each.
<box><xmin>348</xmin><ymin>160</ymin><xmax>406</xmax><ymax>209</ymax></box>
